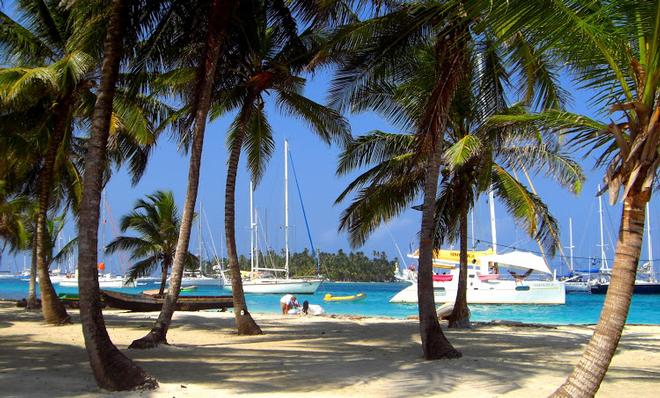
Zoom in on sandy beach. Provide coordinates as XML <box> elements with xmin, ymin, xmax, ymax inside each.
<box><xmin>0</xmin><ymin>301</ymin><xmax>658</xmax><ymax>397</ymax></box>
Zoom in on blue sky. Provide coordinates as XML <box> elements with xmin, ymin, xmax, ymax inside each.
<box><xmin>16</xmin><ymin>67</ymin><xmax>655</xmax><ymax>280</ymax></box>
<box><xmin>1</xmin><ymin>3</ymin><xmax>658</xmax><ymax>280</ymax></box>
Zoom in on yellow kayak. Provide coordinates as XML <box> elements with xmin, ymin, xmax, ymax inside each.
<box><xmin>323</xmin><ymin>293</ymin><xmax>366</xmax><ymax>302</ymax></box>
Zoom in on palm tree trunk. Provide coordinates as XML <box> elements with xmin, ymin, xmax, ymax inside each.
<box><xmin>76</xmin><ymin>0</ymin><xmax>157</xmax><ymax>390</ymax></box>
<box><xmin>158</xmin><ymin>260</ymin><xmax>169</xmax><ymax>296</ymax></box>
<box><xmin>130</xmin><ymin>0</ymin><xmax>237</xmax><ymax>349</ymax></box>
<box><xmin>418</xmin><ymin>139</ymin><xmax>461</xmax><ymax>359</ymax></box>
<box><xmin>26</xmin><ymin>240</ymin><xmax>38</xmax><ymax>309</ymax></box>
<box><xmin>36</xmin><ymin>96</ymin><xmax>71</xmax><ymax>325</ymax></box>
<box><xmin>416</xmin><ymin>25</ymin><xmax>467</xmax><ymax>360</ymax></box>
<box><xmin>551</xmin><ymin>187</ymin><xmax>649</xmax><ymax>397</ymax></box>
<box><xmin>447</xmin><ymin>196</ymin><xmax>470</xmax><ymax>328</ymax></box>
<box><xmin>225</xmin><ymin>125</ymin><xmax>262</xmax><ymax>335</ymax></box>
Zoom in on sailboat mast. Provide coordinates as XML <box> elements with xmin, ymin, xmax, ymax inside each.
<box><xmin>249</xmin><ymin>181</ymin><xmax>254</xmax><ymax>275</ymax></box>
<box><xmin>254</xmin><ymin>207</ymin><xmax>259</xmax><ymax>270</ymax></box>
<box><xmin>198</xmin><ymin>202</ymin><xmax>203</xmax><ymax>274</ymax></box>
<box><xmin>284</xmin><ymin>139</ymin><xmax>289</xmax><ymax>279</ymax></box>
<box><xmin>598</xmin><ymin>184</ymin><xmax>607</xmax><ymax>271</ymax></box>
<box><xmin>488</xmin><ymin>188</ymin><xmax>497</xmax><ymax>254</ymax></box>
<box><xmin>568</xmin><ymin>217</ymin><xmax>574</xmax><ymax>272</ymax></box>
<box><xmin>647</xmin><ymin>203</ymin><xmax>655</xmax><ymax>282</ymax></box>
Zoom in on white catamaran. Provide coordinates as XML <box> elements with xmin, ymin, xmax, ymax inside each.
<box><xmin>390</xmin><ymin>189</ymin><xmax>565</xmax><ymax>304</ymax></box>
<box><xmin>223</xmin><ymin>140</ymin><xmax>322</xmax><ymax>294</ymax></box>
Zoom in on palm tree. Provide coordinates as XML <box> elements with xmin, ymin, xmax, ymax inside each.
<box><xmin>328</xmin><ymin>0</ymin><xmax>572</xmax><ymax>357</ymax></box>
<box><xmin>0</xmin><ymin>183</ymin><xmax>28</xmax><ymax>256</ymax></box>
<box><xmin>215</xmin><ymin>17</ymin><xmax>350</xmax><ymax>335</ymax></box>
<box><xmin>105</xmin><ymin>191</ymin><xmax>197</xmax><ymax>295</ymax></box>
<box><xmin>74</xmin><ymin>0</ymin><xmax>159</xmax><ymax>390</ymax></box>
<box><xmin>1</xmin><ymin>0</ymin><xmax>170</xmax><ymax>326</ymax></box>
<box><xmin>129</xmin><ymin>0</ymin><xmax>350</xmax><ymax>346</ymax></box>
<box><xmin>488</xmin><ymin>2</ymin><xmax>660</xmax><ymax>395</ymax></box>
<box><xmin>127</xmin><ymin>0</ymin><xmax>238</xmax><ymax>350</ymax></box>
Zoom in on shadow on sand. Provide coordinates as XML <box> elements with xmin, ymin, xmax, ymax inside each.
<box><xmin>0</xmin><ymin>302</ymin><xmax>658</xmax><ymax>397</ymax></box>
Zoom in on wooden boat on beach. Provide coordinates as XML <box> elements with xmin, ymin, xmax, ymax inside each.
<box><xmin>100</xmin><ymin>290</ymin><xmax>233</xmax><ymax>312</ymax></box>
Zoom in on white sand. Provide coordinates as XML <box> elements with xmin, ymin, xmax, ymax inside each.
<box><xmin>0</xmin><ymin>301</ymin><xmax>658</xmax><ymax>397</ymax></box>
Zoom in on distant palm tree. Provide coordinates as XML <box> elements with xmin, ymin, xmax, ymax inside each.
<box><xmin>0</xmin><ymin>182</ymin><xmax>28</xmax><ymax>252</ymax></box>
<box><xmin>105</xmin><ymin>191</ymin><xmax>197</xmax><ymax>295</ymax></box>
<box><xmin>488</xmin><ymin>1</ymin><xmax>660</xmax><ymax>395</ymax></box>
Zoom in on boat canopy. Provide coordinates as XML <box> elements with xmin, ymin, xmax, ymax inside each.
<box><xmin>408</xmin><ymin>248</ymin><xmax>494</xmax><ymax>263</ymax></box>
<box><xmin>478</xmin><ymin>251</ymin><xmax>552</xmax><ymax>275</ymax></box>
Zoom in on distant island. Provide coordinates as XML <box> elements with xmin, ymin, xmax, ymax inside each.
<box><xmin>197</xmin><ymin>249</ymin><xmax>397</xmax><ymax>282</ymax></box>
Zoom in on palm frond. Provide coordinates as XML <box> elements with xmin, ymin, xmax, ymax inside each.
<box><xmin>491</xmin><ymin>164</ymin><xmax>559</xmax><ymax>255</ymax></box>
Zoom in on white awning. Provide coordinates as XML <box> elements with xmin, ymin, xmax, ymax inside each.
<box><xmin>478</xmin><ymin>251</ymin><xmax>552</xmax><ymax>275</ymax></box>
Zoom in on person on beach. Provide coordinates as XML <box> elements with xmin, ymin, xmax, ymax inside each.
<box><xmin>280</xmin><ymin>294</ymin><xmax>300</xmax><ymax>315</ymax></box>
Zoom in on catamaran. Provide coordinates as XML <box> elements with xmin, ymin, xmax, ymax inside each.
<box><xmin>390</xmin><ymin>189</ymin><xmax>565</xmax><ymax>304</ymax></box>
<box><xmin>223</xmin><ymin>140</ymin><xmax>322</xmax><ymax>294</ymax></box>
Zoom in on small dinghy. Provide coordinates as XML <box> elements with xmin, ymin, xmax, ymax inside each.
<box><xmin>436</xmin><ymin>302</ymin><xmax>455</xmax><ymax>319</ymax></box>
<box><xmin>323</xmin><ymin>293</ymin><xmax>366</xmax><ymax>302</ymax></box>
<box><xmin>142</xmin><ymin>285</ymin><xmax>197</xmax><ymax>296</ymax></box>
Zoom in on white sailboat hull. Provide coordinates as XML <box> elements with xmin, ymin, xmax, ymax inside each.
<box><xmin>564</xmin><ymin>281</ymin><xmax>591</xmax><ymax>292</ymax></box>
<box><xmin>58</xmin><ymin>276</ymin><xmax>135</xmax><ymax>288</ymax></box>
<box><xmin>180</xmin><ymin>276</ymin><xmax>223</xmax><ymax>286</ymax></box>
<box><xmin>224</xmin><ymin>279</ymin><xmax>322</xmax><ymax>294</ymax></box>
<box><xmin>390</xmin><ymin>279</ymin><xmax>565</xmax><ymax>304</ymax></box>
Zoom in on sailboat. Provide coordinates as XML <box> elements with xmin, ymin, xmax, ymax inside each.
<box><xmin>223</xmin><ymin>140</ymin><xmax>322</xmax><ymax>294</ymax></box>
<box><xmin>590</xmin><ymin>202</ymin><xmax>660</xmax><ymax>294</ymax></box>
<box><xmin>562</xmin><ymin>188</ymin><xmax>609</xmax><ymax>293</ymax></box>
<box><xmin>180</xmin><ymin>202</ymin><xmax>223</xmax><ymax>286</ymax></box>
<box><xmin>59</xmin><ymin>192</ymin><xmax>135</xmax><ymax>288</ymax></box>
<box><xmin>390</xmin><ymin>189</ymin><xmax>565</xmax><ymax>304</ymax></box>
<box><xmin>562</xmin><ymin>217</ymin><xmax>592</xmax><ymax>292</ymax></box>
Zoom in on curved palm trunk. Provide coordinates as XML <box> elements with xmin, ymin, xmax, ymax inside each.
<box><xmin>26</xmin><ymin>240</ymin><xmax>39</xmax><ymax>309</ymax></box>
<box><xmin>418</xmin><ymin>139</ymin><xmax>460</xmax><ymax>359</ymax></box>
<box><xmin>448</xmin><ymin>197</ymin><xmax>470</xmax><ymax>328</ymax></box>
<box><xmin>551</xmin><ymin>187</ymin><xmax>649</xmax><ymax>397</ymax></box>
<box><xmin>158</xmin><ymin>260</ymin><xmax>169</xmax><ymax>296</ymax></box>
<box><xmin>36</xmin><ymin>97</ymin><xmax>71</xmax><ymax>325</ymax></box>
<box><xmin>225</xmin><ymin>127</ymin><xmax>262</xmax><ymax>335</ymax></box>
<box><xmin>130</xmin><ymin>0</ymin><xmax>236</xmax><ymax>349</ymax></box>
<box><xmin>77</xmin><ymin>0</ymin><xmax>157</xmax><ymax>390</ymax></box>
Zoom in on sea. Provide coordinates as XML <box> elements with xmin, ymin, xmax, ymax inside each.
<box><xmin>1</xmin><ymin>278</ymin><xmax>658</xmax><ymax>325</ymax></box>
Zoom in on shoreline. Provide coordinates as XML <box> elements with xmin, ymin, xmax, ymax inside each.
<box><xmin>1</xmin><ymin>301</ymin><xmax>659</xmax><ymax>397</ymax></box>
<box><xmin>3</xmin><ymin>298</ymin><xmax>660</xmax><ymax>326</ymax></box>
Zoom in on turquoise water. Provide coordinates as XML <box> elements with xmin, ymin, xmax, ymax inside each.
<box><xmin>1</xmin><ymin>278</ymin><xmax>659</xmax><ymax>325</ymax></box>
